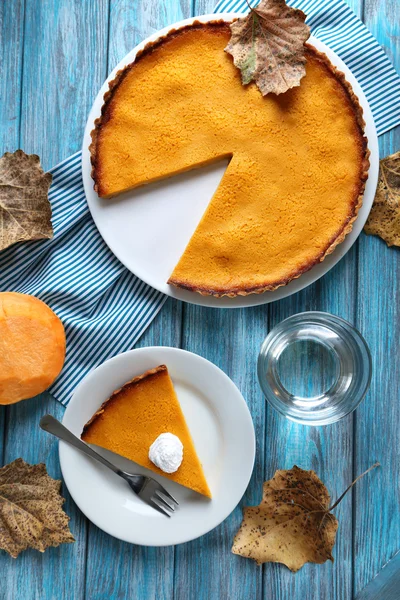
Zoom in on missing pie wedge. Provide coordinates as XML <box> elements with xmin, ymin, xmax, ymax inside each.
<box><xmin>90</xmin><ymin>21</ymin><xmax>369</xmax><ymax>297</ymax></box>
<box><xmin>81</xmin><ymin>365</ymin><xmax>211</xmax><ymax>498</ymax></box>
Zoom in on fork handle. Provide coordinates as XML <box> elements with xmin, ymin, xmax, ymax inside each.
<box><xmin>40</xmin><ymin>414</ymin><xmax>122</xmax><ymax>476</ymax></box>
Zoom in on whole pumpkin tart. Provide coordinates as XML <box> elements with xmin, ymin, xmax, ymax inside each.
<box><xmin>90</xmin><ymin>21</ymin><xmax>369</xmax><ymax>298</ymax></box>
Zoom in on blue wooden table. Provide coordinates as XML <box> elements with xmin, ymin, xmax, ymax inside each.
<box><xmin>1</xmin><ymin>1</ymin><xmax>399</xmax><ymax>598</ymax></box>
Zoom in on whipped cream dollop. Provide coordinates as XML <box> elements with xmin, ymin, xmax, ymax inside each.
<box><xmin>148</xmin><ymin>433</ymin><xmax>183</xmax><ymax>474</ymax></box>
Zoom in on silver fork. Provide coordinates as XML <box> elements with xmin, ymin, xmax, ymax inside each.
<box><xmin>39</xmin><ymin>414</ymin><xmax>178</xmax><ymax>517</ymax></box>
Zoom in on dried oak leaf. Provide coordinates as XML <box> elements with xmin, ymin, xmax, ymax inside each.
<box><xmin>232</xmin><ymin>466</ymin><xmax>338</xmax><ymax>571</ymax></box>
<box><xmin>364</xmin><ymin>150</ymin><xmax>400</xmax><ymax>247</ymax></box>
<box><xmin>225</xmin><ymin>0</ymin><xmax>310</xmax><ymax>96</ymax></box>
<box><xmin>0</xmin><ymin>149</ymin><xmax>53</xmax><ymax>252</ymax></box>
<box><xmin>0</xmin><ymin>458</ymin><xmax>74</xmax><ymax>558</ymax></box>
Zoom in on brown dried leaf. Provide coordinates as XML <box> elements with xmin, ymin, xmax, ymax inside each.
<box><xmin>225</xmin><ymin>0</ymin><xmax>310</xmax><ymax>96</ymax></box>
<box><xmin>0</xmin><ymin>150</ymin><xmax>53</xmax><ymax>252</ymax></box>
<box><xmin>0</xmin><ymin>458</ymin><xmax>74</xmax><ymax>558</ymax></box>
<box><xmin>232</xmin><ymin>466</ymin><xmax>337</xmax><ymax>571</ymax></box>
<box><xmin>364</xmin><ymin>150</ymin><xmax>400</xmax><ymax>247</ymax></box>
<box><xmin>232</xmin><ymin>464</ymin><xmax>379</xmax><ymax>572</ymax></box>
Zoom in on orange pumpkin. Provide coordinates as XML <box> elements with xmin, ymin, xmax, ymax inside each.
<box><xmin>0</xmin><ymin>292</ymin><xmax>66</xmax><ymax>404</ymax></box>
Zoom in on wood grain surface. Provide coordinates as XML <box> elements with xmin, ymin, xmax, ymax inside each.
<box><xmin>0</xmin><ymin>0</ymin><xmax>398</xmax><ymax>598</ymax></box>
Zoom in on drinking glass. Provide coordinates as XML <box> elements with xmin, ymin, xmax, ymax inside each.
<box><xmin>257</xmin><ymin>312</ymin><xmax>372</xmax><ymax>426</ymax></box>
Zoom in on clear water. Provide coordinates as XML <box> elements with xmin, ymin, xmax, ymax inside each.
<box><xmin>258</xmin><ymin>313</ymin><xmax>372</xmax><ymax>425</ymax></box>
<box><xmin>277</xmin><ymin>338</ymin><xmax>339</xmax><ymax>399</ymax></box>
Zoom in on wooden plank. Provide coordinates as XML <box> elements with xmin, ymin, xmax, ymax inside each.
<box><xmin>0</xmin><ymin>1</ymin><xmax>109</xmax><ymax>598</ymax></box>
<box><xmin>256</xmin><ymin>0</ymin><xmax>363</xmax><ymax>589</ymax></box>
<box><xmin>170</xmin><ymin>6</ymin><xmax>262</xmax><ymax>598</ymax></box>
<box><xmin>174</xmin><ymin>305</ymin><xmax>267</xmax><ymax>599</ymax></box>
<box><xmin>195</xmin><ymin>0</ymin><xmax>217</xmax><ymax>15</ymax></box>
<box><xmin>107</xmin><ymin>0</ymin><xmax>190</xmax><ymax>71</ymax></box>
<box><xmin>82</xmin><ymin>1</ymin><xmax>189</xmax><ymax>597</ymax></box>
<box><xmin>19</xmin><ymin>0</ymin><xmax>109</xmax><ymax>170</ymax></box>
<box><xmin>264</xmin><ymin>254</ymin><xmax>357</xmax><ymax>600</ymax></box>
<box><xmin>0</xmin><ymin>0</ymin><xmax>24</xmax><ymax>152</ymax></box>
<box><xmin>174</xmin><ymin>13</ymin><xmax>264</xmax><ymax>600</ymax></box>
<box><xmin>0</xmin><ymin>0</ymin><xmax>24</xmax><ymax>471</ymax></box>
<box><xmin>345</xmin><ymin>0</ymin><xmax>363</xmax><ymax>18</ymax></box>
<box><xmin>353</xmin><ymin>0</ymin><xmax>400</xmax><ymax>595</ymax></box>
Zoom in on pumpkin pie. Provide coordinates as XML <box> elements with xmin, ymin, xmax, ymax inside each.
<box><xmin>81</xmin><ymin>365</ymin><xmax>211</xmax><ymax>498</ymax></box>
<box><xmin>90</xmin><ymin>21</ymin><xmax>369</xmax><ymax>297</ymax></box>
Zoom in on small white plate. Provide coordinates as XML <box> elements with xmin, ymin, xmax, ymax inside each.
<box><xmin>82</xmin><ymin>14</ymin><xmax>379</xmax><ymax>308</ymax></box>
<box><xmin>60</xmin><ymin>347</ymin><xmax>255</xmax><ymax>546</ymax></box>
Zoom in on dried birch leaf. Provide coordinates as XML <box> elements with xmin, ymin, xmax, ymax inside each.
<box><xmin>225</xmin><ymin>0</ymin><xmax>310</xmax><ymax>96</ymax></box>
<box><xmin>0</xmin><ymin>150</ymin><xmax>53</xmax><ymax>252</ymax></box>
<box><xmin>0</xmin><ymin>458</ymin><xmax>74</xmax><ymax>558</ymax></box>
<box><xmin>364</xmin><ymin>150</ymin><xmax>400</xmax><ymax>247</ymax></box>
<box><xmin>232</xmin><ymin>463</ymin><xmax>379</xmax><ymax>571</ymax></box>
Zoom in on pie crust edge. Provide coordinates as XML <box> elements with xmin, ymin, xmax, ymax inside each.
<box><xmin>81</xmin><ymin>365</ymin><xmax>167</xmax><ymax>438</ymax></box>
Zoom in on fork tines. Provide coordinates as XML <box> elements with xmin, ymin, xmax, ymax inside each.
<box><xmin>150</xmin><ymin>489</ymin><xmax>179</xmax><ymax>517</ymax></box>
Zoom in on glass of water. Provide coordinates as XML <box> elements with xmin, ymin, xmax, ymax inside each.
<box><xmin>257</xmin><ymin>312</ymin><xmax>372</xmax><ymax>426</ymax></box>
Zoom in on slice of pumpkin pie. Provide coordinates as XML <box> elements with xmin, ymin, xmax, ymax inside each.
<box><xmin>81</xmin><ymin>365</ymin><xmax>211</xmax><ymax>498</ymax></box>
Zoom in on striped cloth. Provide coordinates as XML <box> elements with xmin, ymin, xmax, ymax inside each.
<box><xmin>1</xmin><ymin>0</ymin><xmax>399</xmax><ymax>406</ymax></box>
<box><xmin>215</xmin><ymin>0</ymin><xmax>400</xmax><ymax>136</ymax></box>
<box><xmin>0</xmin><ymin>153</ymin><xmax>166</xmax><ymax>405</ymax></box>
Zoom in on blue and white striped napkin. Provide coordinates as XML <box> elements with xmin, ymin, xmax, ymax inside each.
<box><xmin>0</xmin><ymin>0</ymin><xmax>399</xmax><ymax>405</ymax></box>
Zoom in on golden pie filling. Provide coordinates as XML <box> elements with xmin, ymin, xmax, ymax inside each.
<box><xmin>82</xmin><ymin>365</ymin><xmax>211</xmax><ymax>498</ymax></box>
<box><xmin>90</xmin><ymin>22</ymin><xmax>369</xmax><ymax>297</ymax></box>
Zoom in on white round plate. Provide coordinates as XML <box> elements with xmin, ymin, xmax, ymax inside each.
<box><xmin>82</xmin><ymin>14</ymin><xmax>379</xmax><ymax>309</ymax></box>
<box><xmin>60</xmin><ymin>347</ymin><xmax>255</xmax><ymax>546</ymax></box>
